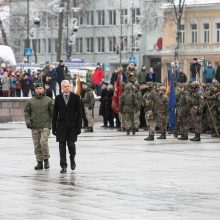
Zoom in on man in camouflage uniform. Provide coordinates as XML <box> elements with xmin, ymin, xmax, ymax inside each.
<box><xmin>24</xmin><ymin>83</ymin><xmax>54</xmax><ymax>170</ymax></box>
<box><xmin>207</xmin><ymin>81</ymin><xmax>220</xmax><ymax>137</ymax></box>
<box><xmin>189</xmin><ymin>81</ymin><xmax>205</xmax><ymax>141</ymax></box>
<box><xmin>133</xmin><ymin>83</ymin><xmax>143</xmax><ymax>132</ymax></box>
<box><xmin>81</xmin><ymin>82</ymin><xmax>95</xmax><ymax>132</ymax></box>
<box><xmin>176</xmin><ymin>83</ymin><xmax>191</xmax><ymax>140</ymax></box>
<box><xmin>156</xmin><ymin>86</ymin><xmax>168</xmax><ymax>139</ymax></box>
<box><xmin>120</xmin><ymin>83</ymin><xmax>137</xmax><ymax>135</ymax></box>
<box><xmin>143</xmin><ymin>82</ymin><xmax>158</xmax><ymax>141</ymax></box>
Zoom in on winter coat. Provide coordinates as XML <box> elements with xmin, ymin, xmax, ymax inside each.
<box><xmin>138</xmin><ymin>69</ymin><xmax>147</xmax><ymax>84</ymax></box>
<box><xmin>81</xmin><ymin>88</ymin><xmax>95</xmax><ymax>108</ymax></box>
<box><xmin>204</xmin><ymin>66</ymin><xmax>215</xmax><ymax>80</ymax></box>
<box><xmin>2</xmin><ymin>76</ymin><xmax>9</xmax><ymax>91</ymax></box>
<box><xmin>99</xmin><ymin>88</ymin><xmax>107</xmax><ymax>116</ymax></box>
<box><xmin>56</xmin><ymin>65</ymin><xmax>68</xmax><ymax>83</ymax></box>
<box><xmin>146</xmin><ymin>71</ymin><xmax>156</xmax><ymax>82</ymax></box>
<box><xmin>52</xmin><ymin>92</ymin><xmax>82</xmax><ymax>142</ymax></box>
<box><xmin>45</xmin><ymin>70</ymin><xmax>57</xmax><ymax>90</ymax></box>
<box><xmin>92</xmin><ymin>68</ymin><xmax>104</xmax><ymax>85</ymax></box>
<box><xmin>24</xmin><ymin>94</ymin><xmax>54</xmax><ymax>129</ymax></box>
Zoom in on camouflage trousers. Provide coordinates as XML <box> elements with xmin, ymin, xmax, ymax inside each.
<box><xmin>31</xmin><ymin>128</ymin><xmax>50</xmax><ymax>162</ymax></box>
<box><xmin>119</xmin><ymin>112</ymin><xmax>125</xmax><ymax>129</ymax></box>
<box><xmin>178</xmin><ymin>113</ymin><xmax>189</xmax><ymax>136</ymax></box>
<box><xmin>145</xmin><ymin>110</ymin><xmax>155</xmax><ymax>136</ymax></box>
<box><xmin>190</xmin><ymin>108</ymin><xmax>202</xmax><ymax>134</ymax></box>
<box><xmin>124</xmin><ymin>112</ymin><xmax>135</xmax><ymax>130</ymax></box>
<box><xmin>157</xmin><ymin>112</ymin><xmax>167</xmax><ymax>133</ymax></box>
<box><xmin>134</xmin><ymin>110</ymin><xmax>140</xmax><ymax>129</ymax></box>
<box><xmin>85</xmin><ymin>107</ymin><xmax>94</xmax><ymax>127</ymax></box>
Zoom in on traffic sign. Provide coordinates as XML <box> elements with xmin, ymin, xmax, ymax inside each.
<box><xmin>129</xmin><ymin>56</ymin><xmax>136</xmax><ymax>64</ymax></box>
<box><xmin>24</xmin><ymin>48</ymin><xmax>32</xmax><ymax>56</ymax></box>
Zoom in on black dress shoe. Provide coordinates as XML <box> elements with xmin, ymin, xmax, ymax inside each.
<box><xmin>60</xmin><ymin>167</ymin><xmax>67</xmax><ymax>173</ymax></box>
<box><xmin>71</xmin><ymin>161</ymin><xmax>76</xmax><ymax>170</ymax></box>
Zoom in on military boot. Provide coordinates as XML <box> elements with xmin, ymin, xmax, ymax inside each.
<box><xmin>126</xmin><ymin>129</ymin><xmax>130</xmax><ymax>135</ymax></box>
<box><xmin>157</xmin><ymin>133</ymin><xmax>166</xmax><ymax>139</ymax></box>
<box><xmin>84</xmin><ymin>127</ymin><xmax>93</xmax><ymax>132</ymax></box>
<box><xmin>35</xmin><ymin>161</ymin><xmax>43</xmax><ymax>170</ymax></box>
<box><xmin>178</xmin><ymin>135</ymin><xmax>188</xmax><ymax>140</ymax></box>
<box><xmin>132</xmin><ymin>128</ymin><xmax>136</xmax><ymax>135</ymax></box>
<box><xmin>190</xmin><ymin>133</ymin><xmax>201</xmax><ymax>141</ymax></box>
<box><xmin>144</xmin><ymin>135</ymin><xmax>154</xmax><ymax>141</ymax></box>
<box><xmin>44</xmin><ymin>159</ymin><xmax>50</xmax><ymax>169</ymax></box>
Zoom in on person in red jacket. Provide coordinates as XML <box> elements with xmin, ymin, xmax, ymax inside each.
<box><xmin>92</xmin><ymin>63</ymin><xmax>104</xmax><ymax>96</ymax></box>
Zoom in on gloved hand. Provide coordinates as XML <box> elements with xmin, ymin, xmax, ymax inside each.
<box><xmin>26</xmin><ymin>123</ymin><xmax>32</xmax><ymax>129</ymax></box>
<box><xmin>52</xmin><ymin>129</ymin><xmax>57</xmax><ymax>136</ymax></box>
<box><xmin>76</xmin><ymin>129</ymin><xmax>81</xmax><ymax>135</ymax></box>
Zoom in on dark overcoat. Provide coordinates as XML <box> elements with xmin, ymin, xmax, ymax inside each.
<box><xmin>52</xmin><ymin>92</ymin><xmax>82</xmax><ymax>142</ymax></box>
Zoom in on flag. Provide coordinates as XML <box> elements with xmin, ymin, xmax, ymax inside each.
<box><xmin>111</xmin><ymin>70</ymin><xmax>122</xmax><ymax>113</ymax></box>
<box><xmin>76</xmin><ymin>74</ymin><xmax>81</xmax><ymax>96</ymax></box>
<box><xmin>168</xmin><ymin>81</ymin><xmax>176</xmax><ymax>129</ymax></box>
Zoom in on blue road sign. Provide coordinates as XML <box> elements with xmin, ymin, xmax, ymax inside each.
<box><xmin>129</xmin><ymin>56</ymin><xmax>136</xmax><ymax>64</ymax></box>
<box><xmin>24</xmin><ymin>48</ymin><xmax>32</xmax><ymax>56</ymax></box>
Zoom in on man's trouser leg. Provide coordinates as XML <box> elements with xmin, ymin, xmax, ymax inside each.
<box><xmin>59</xmin><ymin>142</ymin><xmax>67</xmax><ymax>168</ymax></box>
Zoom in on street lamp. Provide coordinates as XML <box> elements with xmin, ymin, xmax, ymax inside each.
<box><xmin>26</xmin><ymin>0</ymin><xmax>30</xmax><ymax>62</ymax></box>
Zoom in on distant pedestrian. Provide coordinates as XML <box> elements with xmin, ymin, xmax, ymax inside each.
<box><xmin>56</xmin><ymin>60</ymin><xmax>68</xmax><ymax>94</ymax></box>
<box><xmin>24</xmin><ymin>83</ymin><xmax>53</xmax><ymax>170</ymax></box>
<box><xmin>52</xmin><ymin>80</ymin><xmax>82</xmax><ymax>174</ymax></box>
<box><xmin>203</xmin><ymin>62</ymin><xmax>215</xmax><ymax>83</ymax></box>
<box><xmin>92</xmin><ymin>63</ymin><xmax>104</xmax><ymax>96</ymax></box>
<box><xmin>190</xmin><ymin>58</ymin><xmax>201</xmax><ymax>81</ymax></box>
<box><xmin>215</xmin><ymin>63</ymin><xmax>220</xmax><ymax>83</ymax></box>
<box><xmin>176</xmin><ymin>67</ymin><xmax>187</xmax><ymax>83</ymax></box>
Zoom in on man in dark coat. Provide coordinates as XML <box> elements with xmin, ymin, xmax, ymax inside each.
<box><xmin>56</xmin><ymin>60</ymin><xmax>68</xmax><ymax>94</ymax></box>
<box><xmin>52</xmin><ymin>80</ymin><xmax>82</xmax><ymax>173</ymax></box>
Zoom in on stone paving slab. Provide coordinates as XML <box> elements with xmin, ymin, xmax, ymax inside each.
<box><xmin>0</xmin><ymin>122</ymin><xmax>220</xmax><ymax>220</ymax></box>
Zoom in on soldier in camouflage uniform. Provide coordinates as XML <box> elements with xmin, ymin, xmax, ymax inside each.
<box><xmin>143</xmin><ymin>82</ymin><xmax>158</xmax><ymax>141</ymax></box>
<box><xmin>176</xmin><ymin>83</ymin><xmax>191</xmax><ymax>140</ymax></box>
<box><xmin>120</xmin><ymin>83</ymin><xmax>138</xmax><ymax>135</ymax></box>
<box><xmin>189</xmin><ymin>81</ymin><xmax>205</xmax><ymax>141</ymax></box>
<box><xmin>81</xmin><ymin>82</ymin><xmax>95</xmax><ymax>132</ymax></box>
<box><xmin>174</xmin><ymin>84</ymin><xmax>181</xmax><ymax>137</ymax></box>
<box><xmin>207</xmin><ymin>81</ymin><xmax>220</xmax><ymax>137</ymax></box>
<box><xmin>155</xmin><ymin>86</ymin><xmax>168</xmax><ymax>139</ymax></box>
<box><xmin>24</xmin><ymin>83</ymin><xmax>54</xmax><ymax>170</ymax></box>
<box><xmin>133</xmin><ymin>83</ymin><xmax>143</xmax><ymax>132</ymax></box>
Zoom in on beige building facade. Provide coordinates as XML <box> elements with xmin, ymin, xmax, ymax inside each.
<box><xmin>161</xmin><ymin>1</ymin><xmax>220</xmax><ymax>82</ymax></box>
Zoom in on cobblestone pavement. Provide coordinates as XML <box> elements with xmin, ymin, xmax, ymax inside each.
<box><xmin>0</xmin><ymin>122</ymin><xmax>220</xmax><ymax>220</ymax></box>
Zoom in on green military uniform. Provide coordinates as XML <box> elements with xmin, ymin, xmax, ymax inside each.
<box><xmin>120</xmin><ymin>84</ymin><xmax>138</xmax><ymax>135</ymax></box>
<box><xmin>24</xmin><ymin>92</ymin><xmax>53</xmax><ymax>168</ymax></box>
<box><xmin>176</xmin><ymin>84</ymin><xmax>191</xmax><ymax>140</ymax></box>
<box><xmin>189</xmin><ymin>82</ymin><xmax>205</xmax><ymax>141</ymax></box>
<box><xmin>81</xmin><ymin>82</ymin><xmax>95</xmax><ymax>132</ymax></box>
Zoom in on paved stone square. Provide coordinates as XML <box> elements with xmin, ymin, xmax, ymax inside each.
<box><xmin>0</xmin><ymin>122</ymin><xmax>220</xmax><ymax>220</ymax></box>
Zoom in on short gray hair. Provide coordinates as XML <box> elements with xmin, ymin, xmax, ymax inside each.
<box><xmin>61</xmin><ymin>80</ymin><xmax>70</xmax><ymax>87</ymax></box>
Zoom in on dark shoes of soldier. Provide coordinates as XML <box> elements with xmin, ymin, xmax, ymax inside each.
<box><xmin>44</xmin><ymin>159</ymin><xmax>50</xmax><ymax>169</ymax></box>
<box><xmin>206</xmin><ymin>129</ymin><xmax>214</xmax><ymax>134</ymax></box>
<box><xmin>126</xmin><ymin>129</ymin><xmax>130</xmax><ymax>135</ymax></box>
<box><xmin>132</xmin><ymin>128</ymin><xmax>136</xmax><ymax>135</ymax></box>
<box><xmin>190</xmin><ymin>133</ymin><xmax>201</xmax><ymax>141</ymax></box>
<box><xmin>178</xmin><ymin>135</ymin><xmax>188</xmax><ymax>140</ymax></box>
<box><xmin>211</xmin><ymin>133</ymin><xmax>219</xmax><ymax>138</ymax></box>
<box><xmin>157</xmin><ymin>133</ymin><xmax>166</xmax><ymax>139</ymax></box>
<box><xmin>60</xmin><ymin>167</ymin><xmax>67</xmax><ymax>174</ymax></box>
<box><xmin>144</xmin><ymin>135</ymin><xmax>154</xmax><ymax>141</ymax></box>
<box><xmin>35</xmin><ymin>161</ymin><xmax>43</xmax><ymax>170</ymax></box>
<box><xmin>84</xmin><ymin>127</ymin><xmax>93</xmax><ymax>132</ymax></box>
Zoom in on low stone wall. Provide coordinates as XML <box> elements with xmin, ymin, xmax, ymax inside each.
<box><xmin>0</xmin><ymin>97</ymin><xmax>101</xmax><ymax>123</ymax></box>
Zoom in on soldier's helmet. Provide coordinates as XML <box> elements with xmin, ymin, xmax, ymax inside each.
<box><xmin>191</xmin><ymin>81</ymin><xmax>200</xmax><ymax>88</ymax></box>
<box><xmin>179</xmin><ymin>83</ymin><xmax>187</xmax><ymax>88</ymax></box>
<box><xmin>125</xmin><ymin>83</ymin><xmax>132</xmax><ymax>90</ymax></box>
<box><xmin>134</xmin><ymin>82</ymin><xmax>140</xmax><ymax>90</ymax></box>
<box><xmin>85</xmin><ymin>82</ymin><xmax>93</xmax><ymax>89</ymax></box>
<box><xmin>34</xmin><ymin>82</ymin><xmax>44</xmax><ymax>88</ymax></box>
<box><xmin>146</xmin><ymin>82</ymin><xmax>154</xmax><ymax>88</ymax></box>
<box><xmin>159</xmin><ymin>86</ymin><xmax>166</xmax><ymax>91</ymax></box>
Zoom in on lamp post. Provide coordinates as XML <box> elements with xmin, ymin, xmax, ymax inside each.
<box><xmin>131</xmin><ymin>2</ymin><xmax>134</xmax><ymax>57</ymax></box>
<box><xmin>26</xmin><ymin>0</ymin><xmax>30</xmax><ymax>62</ymax></box>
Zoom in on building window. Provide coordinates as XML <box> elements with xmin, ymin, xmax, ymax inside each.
<box><xmin>121</xmin><ymin>9</ymin><xmax>128</xmax><ymax>24</ymax></box>
<box><xmin>216</xmin><ymin>23</ymin><xmax>220</xmax><ymax>43</ymax></box>
<box><xmin>42</xmin><ymin>39</ymin><xmax>46</xmax><ymax>53</ymax></box>
<box><xmin>203</xmin><ymin>23</ymin><xmax>209</xmax><ymax>43</ymax></box>
<box><xmin>191</xmin><ymin>24</ymin><xmax>197</xmax><ymax>44</ymax></box>
<box><xmin>48</xmin><ymin>38</ymin><xmax>51</xmax><ymax>53</ymax></box>
<box><xmin>86</xmin><ymin>37</ymin><xmax>94</xmax><ymax>52</ymax></box>
<box><xmin>97</xmin><ymin>10</ymin><xmax>105</xmax><ymax>25</ymax></box>
<box><xmin>179</xmin><ymin>24</ymin><xmax>185</xmax><ymax>44</ymax></box>
<box><xmin>131</xmin><ymin>8</ymin><xmax>141</xmax><ymax>24</ymax></box>
<box><xmin>97</xmin><ymin>37</ymin><xmax>105</xmax><ymax>52</ymax></box>
<box><xmin>108</xmin><ymin>10</ymin><xmax>116</xmax><ymax>25</ymax></box>
<box><xmin>86</xmin><ymin>11</ymin><xmax>94</xmax><ymax>25</ymax></box>
<box><xmin>76</xmin><ymin>37</ymin><xmax>83</xmax><ymax>53</ymax></box>
<box><xmin>109</xmin><ymin>36</ymin><xmax>116</xmax><ymax>52</ymax></box>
